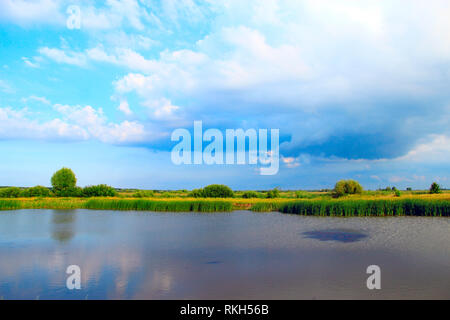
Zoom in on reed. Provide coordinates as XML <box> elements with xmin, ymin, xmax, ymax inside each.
<box><xmin>0</xmin><ymin>200</ymin><xmax>21</xmax><ymax>210</ymax></box>
<box><xmin>1</xmin><ymin>197</ymin><xmax>448</xmax><ymax>216</ymax></box>
<box><xmin>250</xmin><ymin>202</ymin><xmax>284</xmax><ymax>212</ymax></box>
<box><xmin>273</xmin><ymin>199</ymin><xmax>450</xmax><ymax>217</ymax></box>
<box><xmin>83</xmin><ymin>199</ymin><xmax>233</xmax><ymax>212</ymax></box>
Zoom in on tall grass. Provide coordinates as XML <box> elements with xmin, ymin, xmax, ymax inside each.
<box><xmin>273</xmin><ymin>199</ymin><xmax>450</xmax><ymax>217</ymax></box>
<box><xmin>0</xmin><ymin>200</ymin><xmax>21</xmax><ymax>210</ymax></box>
<box><xmin>83</xmin><ymin>199</ymin><xmax>233</xmax><ymax>212</ymax></box>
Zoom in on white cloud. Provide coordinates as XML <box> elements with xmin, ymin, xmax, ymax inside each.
<box><xmin>0</xmin><ymin>0</ymin><xmax>64</xmax><ymax>25</ymax></box>
<box><xmin>117</xmin><ymin>100</ymin><xmax>132</xmax><ymax>115</ymax></box>
<box><xmin>22</xmin><ymin>57</ymin><xmax>41</xmax><ymax>68</ymax></box>
<box><xmin>142</xmin><ymin>98</ymin><xmax>180</xmax><ymax>120</ymax></box>
<box><xmin>0</xmin><ymin>104</ymin><xmax>149</xmax><ymax>145</ymax></box>
<box><xmin>77</xmin><ymin>0</ymin><xmax>147</xmax><ymax>31</ymax></box>
<box><xmin>22</xmin><ymin>95</ymin><xmax>51</xmax><ymax>105</ymax></box>
<box><xmin>0</xmin><ymin>0</ymin><xmax>149</xmax><ymax>31</ymax></box>
<box><xmin>54</xmin><ymin>104</ymin><xmax>147</xmax><ymax>144</ymax></box>
<box><xmin>281</xmin><ymin>157</ymin><xmax>300</xmax><ymax>168</ymax></box>
<box><xmin>399</xmin><ymin>135</ymin><xmax>450</xmax><ymax>163</ymax></box>
<box><xmin>0</xmin><ymin>107</ymin><xmax>87</xmax><ymax>141</ymax></box>
<box><xmin>39</xmin><ymin>47</ymin><xmax>87</xmax><ymax>67</ymax></box>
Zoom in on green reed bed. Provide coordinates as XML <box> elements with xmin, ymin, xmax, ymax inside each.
<box><xmin>83</xmin><ymin>199</ymin><xmax>233</xmax><ymax>212</ymax></box>
<box><xmin>250</xmin><ymin>202</ymin><xmax>284</xmax><ymax>212</ymax></box>
<box><xmin>257</xmin><ymin>199</ymin><xmax>450</xmax><ymax>217</ymax></box>
<box><xmin>0</xmin><ymin>200</ymin><xmax>21</xmax><ymax>210</ymax></box>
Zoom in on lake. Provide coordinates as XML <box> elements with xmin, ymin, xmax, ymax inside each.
<box><xmin>0</xmin><ymin>209</ymin><xmax>449</xmax><ymax>299</ymax></box>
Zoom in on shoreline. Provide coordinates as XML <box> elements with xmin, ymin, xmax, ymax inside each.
<box><xmin>0</xmin><ymin>196</ymin><xmax>449</xmax><ymax>216</ymax></box>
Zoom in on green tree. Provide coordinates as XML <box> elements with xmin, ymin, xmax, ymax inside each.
<box><xmin>429</xmin><ymin>182</ymin><xmax>442</xmax><ymax>194</ymax></box>
<box><xmin>202</xmin><ymin>184</ymin><xmax>234</xmax><ymax>198</ymax></box>
<box><xmin>51</xmin><ymin>168</ymin><xmax>78</xmax><ymax>197</ymax></box>
<box><xmin>333</xmin><ymin>180</ymin><xmax>363</xmax><ymax>197</ymax></box>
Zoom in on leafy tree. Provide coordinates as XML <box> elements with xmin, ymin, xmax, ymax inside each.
<box><xmin>333</xmin><ymin>180</ymin><xmax>363</xmax><ymax>197</ymax></box>
<box><xmin>429</xmin><ymin>182</ymin><xmax>442</xmax><ymax>194</ymax></box>
<box><xmin>51</xmin><ymin>168</ymin><xmax>78</xmax><ymax>196</ymax></box>
<box><xmin>202</xmin><ymin>184</ymin><xmax>234</xmax><ymax>198</ymax></box>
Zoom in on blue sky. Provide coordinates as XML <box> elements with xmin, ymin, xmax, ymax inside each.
<box><xmin>0</xmin><ymin>0</ymin><xmax>449</xmax><ymax>190</ymax></box>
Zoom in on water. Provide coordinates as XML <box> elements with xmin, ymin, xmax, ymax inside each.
<box><xmin>0</xmin><ymin>209</ymin><xmax>449</xmax><ymax>299</ymax></box>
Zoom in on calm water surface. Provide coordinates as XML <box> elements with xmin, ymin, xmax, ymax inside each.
<box><xmin>0</xmin><ymin>209</ymin><xmax>449</xmax><ymax>299</ymax></box>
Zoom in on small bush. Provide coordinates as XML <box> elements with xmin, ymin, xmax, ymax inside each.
<box><xmin>242</xmin><ymin>191</ymin><xmax>260</xmax><ymax>198</ymax></box>
<box><xmin>54</xmin><ymin>186</ymin><xmax>83</xmax><ymax>197</ymax></box>
<box><xmin>202</xmin><ymin>184</ymin><xmax>234</xmax><ymax>198</ymax></box>
<box><xmin>333</xmin><ymin>180</ymin><xmax>363</xmax><ymax>197</ymax></box>
<box><xmin>132</xmin><ymin>190</ymin><xmax>154</xmax><ymax>198</ymax></box>
<box><xmin>188</xmin><ymin>188</ymin><xmax>205</xmax><ymax>198</ymax></box>
<box><xmin>21</xmin><ymin>186</ymin><xmax>52</xmax><ymax>197</ymax></box>
<box><xmin>160</xmin><ymin>192</ymin><xmax>176</xmax><ymax>198</ymax></box>
<box><xmin>0</xmin><ymin>187</ymin><xmax>22</xmax><ymax>198</ymax></box>
<box><xmin>429</xmin><ymin>182</ymin><xmax>442</xmax><ymax>194</ymax></box>
<box><xmin>394</xmin><ymin>190</ymin><xmax>401</xmax><ymax>197</ymax></box>
<box><xmin>83</xmin><ymin>184</ymin><xmax>117</xmax><ymax>197</ymax></box>
<box><xmin>266</xmin><ymin>188</ymin><xmax>280</xmax><ymax>199</ymax></box>
<box><xmin>295</xmin><ymin>191</ymin><xmax>314</xmax><ymax>199</ymax></box>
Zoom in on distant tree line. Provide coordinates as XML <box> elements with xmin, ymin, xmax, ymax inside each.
<box><xmin>0</xmin><ymin>168</ymin><xmax>117</xmax><ymax>198</ymax></box>
<box><xmin>0</xmin><ymin>167</ymin><xmax>445</xmax><ymax>198</ymax></box>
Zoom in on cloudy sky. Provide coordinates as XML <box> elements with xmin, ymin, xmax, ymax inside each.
<box><xmin>0</xmin><ymin>0</ymin><xmax>449</xmax><ymax>190</ymax></box>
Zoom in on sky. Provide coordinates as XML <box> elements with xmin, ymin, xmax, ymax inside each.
<box><xmin>0</xmin><ymin>0</ymin><xmax>449</xmax><ymax>190</ymax></box>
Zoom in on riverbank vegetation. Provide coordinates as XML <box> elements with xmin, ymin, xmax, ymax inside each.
<box><xmin>0</xmin><ymin>168</ymin><xmax>448</xmax><ymax>214</ymax></box>
<box><xmin>252</xmin><ymin>199</ymin><xmax>450</xmax><ymax>216</ymax></box>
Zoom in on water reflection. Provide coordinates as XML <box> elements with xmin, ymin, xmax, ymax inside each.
<box><xmin>0</xmin><ymin>210</ymin><xmax>449</xmax><ymax>299</ymax></box>
<box><xmin>51</xmin><ymin>210</ymin><xmax>76</xmax><ymax>243</ymax></box>
<box><xmin>302</xmin><ymin>229</ymin><xmax>368</xmax><ymax>243</ymax></box>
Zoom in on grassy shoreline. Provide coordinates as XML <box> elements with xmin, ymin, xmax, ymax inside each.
<box><xmin>0</xmin><ymin>193</ymin><xmax>449</xmax><ymax>216</ymax></box>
